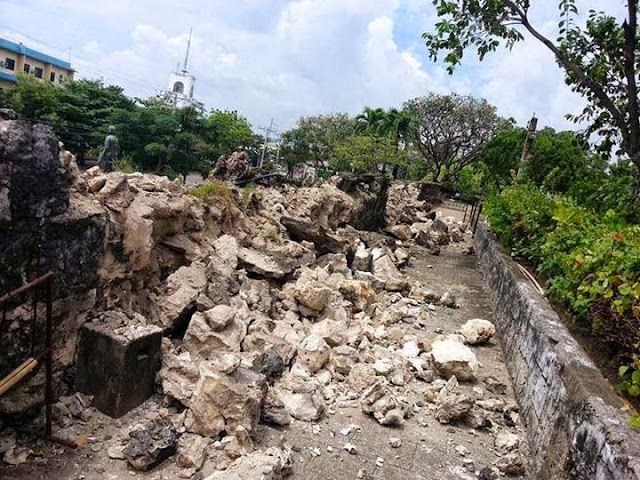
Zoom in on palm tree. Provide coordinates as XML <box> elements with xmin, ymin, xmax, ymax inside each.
<box><xmin>384</xmin><ymin>108</ymin><xmax>417</xmax><ymax>150</ymax></box>
<box><xmin>355</xmin><ymin>107</ymin><xmax>387</xmax><ymax>135</ymax></box>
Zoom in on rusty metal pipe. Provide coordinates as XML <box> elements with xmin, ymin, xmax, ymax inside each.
<box><xmin>0</xmin><ymin>271</ymin><xmax>54</xmax><ymax>305</ymax></box>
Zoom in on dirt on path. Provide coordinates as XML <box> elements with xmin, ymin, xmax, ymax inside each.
<box><xmin>0</xmin><ymin>208</ymin><xmax>527</xmax><ymax>480</ymax></box>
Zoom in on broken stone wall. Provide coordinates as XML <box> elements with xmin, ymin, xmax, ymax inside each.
<box><xmin>333</xmin><ymin>174</ymin><xmax>389</xmax><ymax>231</ymax></box>
<box><xmin>0</xmin><ymin>113</ymin><xmax>106</xmax><ymax>414</ymax></box>
<box><xmin>476</xmin><ymin>222</ymin><xmax>640</xmax><ymax>479</ymax></box>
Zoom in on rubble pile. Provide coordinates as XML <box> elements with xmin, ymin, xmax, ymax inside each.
<box><xmin>77</xmin><ymin>175</ymin><xmax>522</xmax><ymax>476</ymax></box>
<box><xmin>0</xmin><ymin>114</ymin><xmax>526</xmax><ymax>478</ymax></box>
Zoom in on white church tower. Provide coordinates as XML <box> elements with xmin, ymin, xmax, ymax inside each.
<box><xmin>166</xmin><ymin>29</ymin><xmax>200</xmax><ymax>109</ymax></box>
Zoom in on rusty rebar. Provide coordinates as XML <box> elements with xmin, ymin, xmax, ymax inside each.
<box><xmin>0</xmin><ymin>271</ymin><xmax>54</xmax><ymax>305</ymax></box>
<box><xmin>45</xmin><ymin>276</ymin><xmax>52</xmax><ymax>438</ymax></box>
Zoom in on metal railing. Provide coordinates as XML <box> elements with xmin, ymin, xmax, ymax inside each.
<box><xmin>0</xmin><ymin>271</ymin><xmax>76</xmax><ymax>448</ymax></box>
<box><xmin>463</xmin><ymin>200</ymin><xmax>483</xmax><ymax>234</ymax></box>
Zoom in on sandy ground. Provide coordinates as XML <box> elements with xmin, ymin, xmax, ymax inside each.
<box><xmin>0</xmin><ymin>206</ymin><xmax>526</xmax><ymax>480</ymax></box>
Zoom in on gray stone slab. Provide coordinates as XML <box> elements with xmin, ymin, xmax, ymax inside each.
<box><xmin>74</xmin><ymin>312</ymin><xmax>162</xmax><ymax>418</ymax></box>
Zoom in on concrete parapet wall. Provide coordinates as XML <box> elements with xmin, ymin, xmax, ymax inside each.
<box><xmin>475</xmin><ymin>222</ymin><xmax>640</xmax><ymax>479</ymax></box>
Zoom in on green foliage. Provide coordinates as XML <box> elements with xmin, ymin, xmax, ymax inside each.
<box><xmin>485</xmin><ymin>185</ymin><xmax>640</xmax><ymax>396</ymax></box>
<box><xmin>12</xmin><ymin>74</ymin><xmax>59</xmax><ymax>119</ymax></box>
<box><xmin>266</xmin><ymin>226</ymin><xmax>282</xmax><ymax>244</ymax></box>
<box><xmin>201</xmin><ymin>110</ymin><xmax>256</xmax><ymax>159</ymax></box>
<box><xmin>481</xmin><ymin>127</ymin><xmax>595</xmax><ymax>195</ymax></box>
<box><xmin>620</xmin><ymin>361</ymin><xmax>640</xmax><ymax>401</ymax></box>
<box><xmin>423</xmin><ymin>0</ymin><xmax>640</xmax><ymax>173</ymax></box>
<box><xmin>484</xmin><ymin>185</ymin><xmax>555</xmax><ymax>261</ymax></box>
<box><xmin>480</xmin><ymin>128</ymin><xmax>526</xmax><ymax>189</ymax></box>
<box><xmin>3</xmin><ymin>77</ymin><xmax>259</xmax><ymax>177</ymax></box>
<box><xmin>114</xmin><ymin>155</ymin><xmax>137</xmax><ymax>174</ymax></box>
<box><xmin>281</xmin><ymin>113</ymin><xmax>355</xmax><ymax>168</ymax></box>
<box><xmin>329</xmin><ymin>135</ymin><xmax>399</xmax><ymax>174</ymax></box>
<box><xmin>187</xmin><ymin>180</ymin><xmax>233</xmax><ymax>201</ymax></box>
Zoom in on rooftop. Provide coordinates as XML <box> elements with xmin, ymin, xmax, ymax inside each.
<box><xmin>0</xmin><ymin>37</ymin><xmax>73</xmax><ymax>71</ymax></box>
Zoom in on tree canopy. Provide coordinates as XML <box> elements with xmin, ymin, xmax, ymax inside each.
<box><xmin>423</xmin><ymin>0</ymin><xmax>640</xmax><ymax>175</ymax></box>
<box><xmin>1</xmin><ymin>77</ymin><xmax>257</xmax><ymax>177</ymax></box>
<box><xmin>280</xmin><ymin>113</ymin><xmax>355</xmax><ymax>168</ymax></box>
<box><xmin>481</xmin><ymin>126</ymin><xmax>593</xmax><ymax>194</ymax></box>
<box><xmin>404</xmin><ymin>93</ymin><xmax>511</xmax><ymax>181</ymax></box>
<box><xmin>330</xmin><ymin>135</ymin><xmax>401</xmax><ymax>174</ymax></box>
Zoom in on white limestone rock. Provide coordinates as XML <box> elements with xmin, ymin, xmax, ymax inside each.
<box><xmin>430</xmin><ymin>334</ymin><xmax>478</xmax><ymax>381</ymax></box>
<box><xmin>457</xmin><ymin>318</ymin><xmax>496</xmax><ymax>345</ymax></box>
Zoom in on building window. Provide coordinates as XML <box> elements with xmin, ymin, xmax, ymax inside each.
<box><xmin>34</xmin><ymin>67</ymin><xmax>43</xmax><ymax>79</ymax></box>
<box><xmin>50</xmin><ymin>71</ymin><xmax>56</xmax><ymax>82</ymax></box>
<box><xmin>4</xmin><ymin>58</ymin><xmax>15</xmax><ymax>71</ymax></box>
<box><xmin>23</xmin><ymin>63</ymin><xmax>30</xmax><ymax>74</ymax></box>
<box><xmin>173</xmin><ymin>81</ymin><xmax>184</xmax><ymax>94</ymax></box>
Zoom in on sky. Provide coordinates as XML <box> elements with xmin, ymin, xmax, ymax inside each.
<box><xmin>0</xmin><ymin>0</ymin><xmax>629</xmax><ymax>135</ymax></box>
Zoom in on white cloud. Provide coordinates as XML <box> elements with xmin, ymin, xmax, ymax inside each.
<box><xmin>1</xmin><ymin>0</ymin><xmax>627</xmax><ymax>133</ymax></box>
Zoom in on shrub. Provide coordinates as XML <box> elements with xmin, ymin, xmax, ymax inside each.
<box><xmin>114</xmin><ymin>155</ymin><xmax>137</xmax><ymax>174</ymax></box>
<box><xmin>485</xmin><ymin>185</ymin><xmax>640</xmax><ymax>401</ymax></box>
<box><xmin>187</xmin><ymin>180</ymin><xmax>233</xmax><ymax>202</ymax></box>
<box><xmin>266</xmin><ymin>226</ymin><xmax>282</xmax><ymax>244</ymax></box>
<box><xmin>483</xmin><ymin>184</ymin><xmax>554</xmax><ymax>261</ymax></box>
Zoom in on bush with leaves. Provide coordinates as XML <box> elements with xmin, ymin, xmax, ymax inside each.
<box><xmin>484</xmin><ymin>184</ymin><xmax>555</xmax><ymax>261</ymax></box>
<box><xmin>485</xmin><ymin>185</ymin><xmax>640</xmax><ymax>404</ymax></box>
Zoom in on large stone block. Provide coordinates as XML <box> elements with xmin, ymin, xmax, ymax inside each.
<box><xmin>75</xmin><ymin>312</ymin><xmax>162</xmax><ymax>418</ymax></box>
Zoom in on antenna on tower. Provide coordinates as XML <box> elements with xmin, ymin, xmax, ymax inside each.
<box><xmin>182</xmin><ymin>28</ymin><xmax>192</xmax><ymax>73</ymax></box>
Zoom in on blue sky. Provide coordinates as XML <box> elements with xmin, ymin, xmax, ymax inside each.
<box><xmin>0</xmin><ymin>0</ymin><xmax>627</xmax><ymax>134</ymax></box>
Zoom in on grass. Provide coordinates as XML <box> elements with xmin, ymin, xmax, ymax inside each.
<box><xmin>266</xmin><ymin>226</ymin><xmax>282</xmax><ymax>244</ymax></box>
<box><xmin>114</xmin><ymin>156</ymin><xmax>137</xmax><ymax>174</ymax></box>
<box><xmin>187</xmin><ymin>180</ymin><xmax>234</xmax><ymax>201</ymax></box>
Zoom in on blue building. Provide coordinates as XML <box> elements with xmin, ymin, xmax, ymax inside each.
<box><xmin>0</xmin><ymin>37</ymin><xmax>74</xmax><ymax>88</ymax></box>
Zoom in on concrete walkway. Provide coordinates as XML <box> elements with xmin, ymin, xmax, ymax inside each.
<box><xmin>254</xmin><ymin>218</ymin><xmax>527</xmax><ymax>479</ymax></box>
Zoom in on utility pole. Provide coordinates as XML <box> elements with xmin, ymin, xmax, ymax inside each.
<box><xmin>275</xmin><ymin>138</ymin><xmax>283</xmax><ymax>163</ymax></box>
<box><xmin>259</xmin><ymin>118</ymin><xmax>276</xmax><ymax>168</ymax></box>
<box><xmin>517</xmin><ymin>114</ymin><xmax>538</xmax><ymax>180</ymax></box>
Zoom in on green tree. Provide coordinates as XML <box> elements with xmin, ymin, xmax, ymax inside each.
<box><xmin>355</xmin><ymin>107</ymin><xmax>387</xmax><ymax>135</ymax></box>
<box><xmin>54</xmin><ymin>80</ymin><xmax>134</xmax><ymax>163</ymax></box>
<box><xmin>404</xmin><ymin>93</ymin><xmax>511</xmax><ymax>181</ymax></box>
<box><xmin>114</xmin><ymin>97</ymin><xmax>180</xmax><ymax>172</ymax></box>
<box><xmin>330</xmin><ymin>135</ymin><xmax>399</xmax><ymax>173</ymax></box>
<box><xmin>480</xmin><ymin>128</ymin><xmax>526</xmax><ymax>189</ymax></box>
<box><xmin>11</xmin><ymin>74</ymin><xmax>59</xmax><ymax>120</ymax></box>
<box><xmin>481</xmin><ymin>127</ymin><xmax>594</xmax><ymax>194</ymax></box>
<box><xmin>201</xmin><ymin>110</ymin><xmax>255</xmax><ymax>159</ymax></box>
<box><xmin>423</xmin><ymin>0</ymin><xmax>640</xmax><ymax>181</ymax></box>
<box><xmin>528</xmin><ymin>128</ymin><xmax>590</xmax><ymax>193</ymax></box>
<box><xmin>281</xmin><ymin>113</ymin><xmax>355</xmax><ymax>167</ymax></box>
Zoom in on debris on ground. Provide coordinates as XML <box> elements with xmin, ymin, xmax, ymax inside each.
<box><xmin>0</xmin><ymin>121</ymin><xmax>527</xmax><ymax>480</ymax></box>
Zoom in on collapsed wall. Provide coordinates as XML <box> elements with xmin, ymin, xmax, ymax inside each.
<box><xmin>476</xmin><ymin>222</ymin><xmax>640</xmax><ymax>479</ymax></box>
<box><xmin>0</xmin><ymin>114</ymin><xmax>395</xmax><ymax>418</ymax></box>
<box><xmin>0</xmin><ymin>111</ymin><xmax>106</xmax><ymax>413</ymax></box>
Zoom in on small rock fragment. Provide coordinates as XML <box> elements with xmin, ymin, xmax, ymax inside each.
<box><xmin>124</xmin><ymin>419</ymin><xmax>178</xmax><ymax>471</ymax></box>
<box><xmin>3</xmin><ymin>446</ymin><xmax>32</xmax><ymax>465</ymax></box>
<box><xmin>494</xmin><ymin>432</ymin><xmax>520</xmax><ymax>453</ymax></box>
<box><xmin>343</xmin><ymin>442</ymin><xmax>358</xmax><ymax>454</ymax></box>
<box><xmin>457</xmin><ymin>319</ymin><xmax>496</xmax><ymax>345</ymax></box>
<box><xmin>389</xmin><ymin>437</ymin><xmax>402</xmax><ymax>448</ymax></box>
